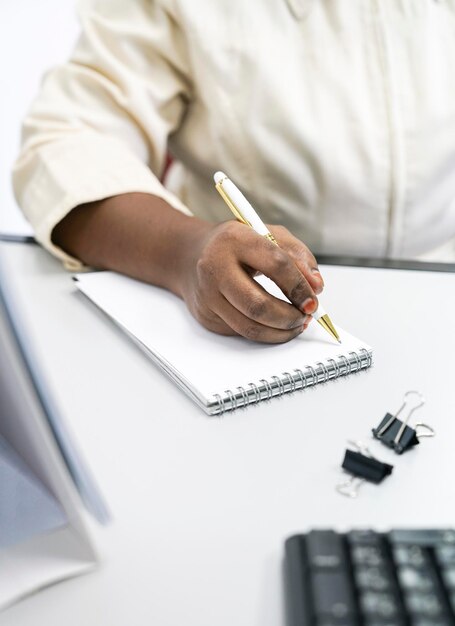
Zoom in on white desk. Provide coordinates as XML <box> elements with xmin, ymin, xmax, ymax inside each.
<box><xmin>1</xmin><ymin>241</ymin><xmax>455</xmax><ymax>626</ymax></box>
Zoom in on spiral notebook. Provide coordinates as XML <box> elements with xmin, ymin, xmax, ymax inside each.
<box><xmin>74</xmin><ymin>272</ymin><xmax>373</xmax><ymax>415</ymax></box>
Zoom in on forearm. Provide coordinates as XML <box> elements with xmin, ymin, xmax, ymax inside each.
<box><xmin>51</xmin><ymin>192</ymin><xmax>322</xmax><ymax>344</ymax></box>
<box><xmin>51</xmin><ymin>193</ymin><xmax>212</xmax><ymax>297</ymax></box>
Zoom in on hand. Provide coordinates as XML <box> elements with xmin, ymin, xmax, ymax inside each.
<box><xmin>177</xmin><ymin>221</ymin><xmax>324</xmax><ymax>343</ymax></box>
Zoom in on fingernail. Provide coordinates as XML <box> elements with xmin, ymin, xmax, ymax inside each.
<box><xmin>311</xmin><ymin>268</ymin><xmax>324</xmax><ymax>286</ymax></box>
<box><xmin>301</xmin><ymin>297</ymin><xmax>317</xmax><ymax>315</ymax></box>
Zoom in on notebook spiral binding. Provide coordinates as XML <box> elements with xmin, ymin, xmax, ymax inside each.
<box><xmin>211</xmin><ymin>347</ymin><xmax>372</xmax><ymax>415</ymax></box>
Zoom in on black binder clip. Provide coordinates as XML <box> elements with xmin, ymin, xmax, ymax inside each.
<box><xmin>372</xmin><ymin>391</ymin><xmax>435</xmax><ymax>454</ymax></box>
<box><xmin>336</xmin><ymin>441</ymin><xmax>393</xmax><ymax>498</ymax></box>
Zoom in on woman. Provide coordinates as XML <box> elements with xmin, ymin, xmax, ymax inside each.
<box><xmin>13</xmin><ymin>0</ymin><xmax>455</xmax><ymax>342</ymax></box>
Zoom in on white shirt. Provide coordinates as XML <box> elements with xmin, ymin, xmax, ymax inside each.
<box><xmin>12</xmin><ymin>0</ymin><xmax>455</xmax><ymax>268</ymax></box>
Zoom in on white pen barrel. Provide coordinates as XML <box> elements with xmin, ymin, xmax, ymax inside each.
<box><xmin>220</xmin><ymin>178</ymin><xmax>271</xmax><ymax>237</ymax></box>
<box><xmin>312</xmin><ymin>304</ymin><xmax>325</xmax><ymax>321</ymax></box>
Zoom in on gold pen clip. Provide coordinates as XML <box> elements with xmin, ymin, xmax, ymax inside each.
<box><xmin>215</xmin><ymin>180</ymin><xmax>252</xmax><ymax>228</ymax></box>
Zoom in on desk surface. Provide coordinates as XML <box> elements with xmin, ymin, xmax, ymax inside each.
<box><xmin>1</xmin><ymin>241</ymin><xmax>455</xmax><ymax>626</ymax></box>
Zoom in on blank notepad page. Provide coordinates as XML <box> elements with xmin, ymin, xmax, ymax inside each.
<box><xmin>75</xmin><ymin>272</ymin><xmax>372</xmax><ymax>414</ymax></box>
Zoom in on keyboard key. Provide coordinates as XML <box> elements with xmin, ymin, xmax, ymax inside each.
<box><xmin>392</xmin><ymin>545</ymin><xmax>429</xmax><ymax>568</ymax></box>
<box><xmin>351</xmin><ymin>545</ymin><xmax>386</xmax><ymax>567</ymax></box>
<box><xmin>306</xmin><ymin>531</ymin><xmax>346</xmax><ymax>569</ymax></box>
<box><xmin>442</xmin><ymin>567</ymin><xmax>455</xmax><ymax>590</ymax></box>
<box><xmin>389</xmin><ymin>530</ymin><xmax>455</xmax><ymax>546</ymax></box>
<box><xmin>397</xmin><ymin>566</ymin><xmax>438</xmax><ymax>592</ymax></box>
<box><xmin>355</xmin><ymin>567</ymin><xmax>391</xmax><ymax>591</ymax></box>
<box><xmin>285</xmin><ymin>535</ymin><xmax>313</xmax><ymax>625</ymax></box>
<box><xmin>436</xmin><ymin>544</ymin><xmax>455</xmax><ymax>567</ymax></box>
<box><xmin>348</xmin><ymin>530</ymin><xmax>384</xmax><ymax>546</ymax></box>
<box><xmin>441</xmin><ymin>530</ymin><xmax>455</xmax><ymax>544</ymax></box>
<box><xmin>311</xmin><ymin>571</ymin><xmax>357</xmax><ymax>619</ymax></box>
<box><xmin>359</xmin><ymin>591</ymin><xmax>400</xmax><ymax>618</ymax></box>
<box><xmin>404</xmin><ymin>591</ymin><xmax>445</xmax><ymax>617</ymax></box>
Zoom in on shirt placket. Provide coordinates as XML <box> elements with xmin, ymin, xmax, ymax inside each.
<box><xmin>371</xmin><ymin>0</ymin><xmax>407</xmax><ymax>257</ymax></box>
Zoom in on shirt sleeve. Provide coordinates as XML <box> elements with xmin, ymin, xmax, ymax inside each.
<box><xmin>12</xmin><ymin>0</ymin><xmax>193</xmax><ymax>270</ymax></box>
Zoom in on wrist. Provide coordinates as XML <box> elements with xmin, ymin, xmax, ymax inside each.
<box><xmin>52</xmin><ymin>191</ymin><xmax>216</xmax><ymax>297</ymax></box>
<box><xmin>167</xmin><ymin>215</ymin><xmax>214</xmax><ymax>298</ymax></box>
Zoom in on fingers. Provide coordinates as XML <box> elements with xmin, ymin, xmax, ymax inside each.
<box><xmin>220</xmin><ymin>270</ymin><xmax>307</xmax><ymax>330</ymax></box>
<box><xmin>269</xmin><ymin>225</ymin><xmax>324</xmax><ymax>295</ymax></box>
<box><xmin>237</xmin><ymin>234</ymin><xmax>319</xmax><ymax>315</ymax></box>
<box><xmin>211</xmin><ymin>294</ymin><xmax>307</xmax><ymax>344</ymax></box>
<box><xmin>184</xmin><ymin>220</ymin><xmax>320</xmax><ymax>344</ymax></box>
<box><xmin>195</xmin><ymin>261</ymin><xmax>311</xmax><ymax>342</ymax></box>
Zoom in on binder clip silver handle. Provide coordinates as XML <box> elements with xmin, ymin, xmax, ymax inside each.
<box><xmin>372</xmin><ymin>391</ymin><xmax>435</xmax><ymax>454</ymax></box>
<box><xmin>392</xmin><ymin>390</ymin><xmax>425</xmax><ymax>445</ymax></box>
<box><xmin>336</xmin><ymin>441</ymin><xmax>393</xmax><ymax>497</ymax></box>
<box><xmin>414</xmin><ymin>422</ymin><xmax>436</xmax><ymax>439</ymax></box>
<box><xmin>336</xmin><ymin>476</ymin><xmax>365</xmax><ymax>499</ymax></box>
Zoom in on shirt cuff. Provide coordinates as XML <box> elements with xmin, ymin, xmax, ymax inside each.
<box><xmin>16</xmin><ymin>132</ymin><xmax>192</xmax><ymax>270</ymax></box>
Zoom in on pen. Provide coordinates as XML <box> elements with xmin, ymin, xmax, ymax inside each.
<box><xmin>214</xmin><ymin>171</ymin><xmax>341</xmax><ymax>344</ymax></box>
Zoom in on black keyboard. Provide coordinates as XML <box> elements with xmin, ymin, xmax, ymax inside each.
<box><xmin>285</xmin><ymin>529</ymin><xmax>455</xmax><ymax>626</ymax></box>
